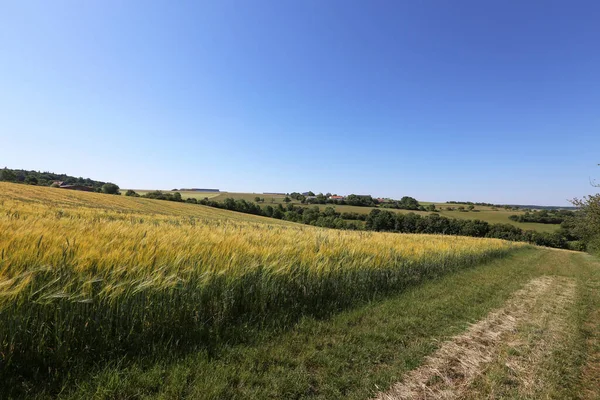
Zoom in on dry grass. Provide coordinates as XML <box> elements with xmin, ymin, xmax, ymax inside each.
<box><xmin>374</xmin><ymin>275</ymin><xmax>576</xmax><ymax>400</ymax></box>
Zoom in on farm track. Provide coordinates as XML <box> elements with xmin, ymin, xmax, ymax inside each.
<box><xmin>374</xmin><ymin>275</ymin><xmax>576</xmax><ymax>400</ymax></box>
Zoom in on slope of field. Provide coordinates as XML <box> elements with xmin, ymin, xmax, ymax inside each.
<box><xmin>1</xmin><ymin>183</ymin><xmax>294</xmax><ymax>224</ymax></box>
<box><xmin>0</xmin><ymin>182</ymin><xmax>522</xmax><ymax>398</ymax></box>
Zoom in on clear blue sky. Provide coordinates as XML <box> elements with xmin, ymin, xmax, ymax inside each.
<box><xmin>1</xmin><ymin>1</ymin><xmax>599</xmax><ymax>205</ymax></box>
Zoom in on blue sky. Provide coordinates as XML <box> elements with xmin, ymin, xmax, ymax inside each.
<box><xmin>1</xmin><ymin>1</ymin><xmax>599</xmax><ymax>205</ymax></box>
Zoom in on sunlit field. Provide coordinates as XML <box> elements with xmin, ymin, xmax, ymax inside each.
<box><xmin>0</xmin><ymin>182</ymin><xmax>523</xmax><ymax>393</ymax></box>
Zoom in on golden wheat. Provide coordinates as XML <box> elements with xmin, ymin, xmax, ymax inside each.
<box><xmin>0</xmin><ymin>182</ymin><xmax>524</xmax><ymax>378</ymax></box>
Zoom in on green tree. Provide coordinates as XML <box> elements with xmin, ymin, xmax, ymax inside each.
<box><xmin>125</xmin><ymin>189</ymin><xmax>139</xmax><ymax>197</ymax></box>
<box><xmin>24</xmin><ymin>175</ymin><xmax>38</xmax><ymax>185</ymax></box>
<box><xmin>0</xmin><ymin>168</ymin><xmax>16</xmax><ymax>182</ymax></box>
<box><xmin>398</xmin><ymin>196</ymin><xmax>420</xmax><ymax>210</ymax></box>
<box><xmin>254</xmin><ymin>196</ymin><xmax>261</xmax><ymax>203</ymax></box>
<box><xmin>101</xmin><ymin>183</ymin><xmax>120</xmax><ymax>195</ymax></box>
<box><xmin>571</xmin><ymin>193</ymin><xmax>600</xmax><ymax>254</ymax></box>
<box><xmin>283</xmin><ymin>196</ymin><xmax>292</xmax><ymax>203</ymax></box>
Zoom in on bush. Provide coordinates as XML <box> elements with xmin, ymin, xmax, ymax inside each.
<box><xmin>101</xmin><ymin>183</ymin><xmax>120</xmax><ymax>195</ymax></box>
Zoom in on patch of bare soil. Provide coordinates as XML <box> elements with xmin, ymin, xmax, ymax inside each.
<box><xmin>373</xmin><ymin>276</ymin><xmax>576</xmax><ymax>400</ymax></box>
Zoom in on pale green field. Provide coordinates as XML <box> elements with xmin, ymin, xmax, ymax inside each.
<box><xmin>211</xmin><ymin>192</ymin><xmax>290</xmax><ymax>203</ymax></box>
<box><xmin>298</xmin><ymin>203</ymin><xmax>559</xmax><ymax>233</ymax></box>
<box><xmin>123</xmin><ymin>191</ymin><xmax>561</xmax><ymax>233</ymax></box>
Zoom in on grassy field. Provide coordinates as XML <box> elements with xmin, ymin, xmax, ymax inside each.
<box><xmin>0</xmin><ymin>182</ymin><xmax>522</xmax><ymax>398</ymax></box>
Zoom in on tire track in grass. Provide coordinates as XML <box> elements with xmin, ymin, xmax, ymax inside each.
<box><xmin>374</xmin><ymin>275</ymin><xmax>576</xmax><ymax>400</ymax></box>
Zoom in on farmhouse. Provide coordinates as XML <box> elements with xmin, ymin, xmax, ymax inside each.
<box><xmin>329</xmin><ymin>195</ymin><xmax>344</xmax><ymax>200</ymax></box>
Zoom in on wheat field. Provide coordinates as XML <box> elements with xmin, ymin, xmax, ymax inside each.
<box><xmin>0</xmin><ymin>182</ymin><xmax>524</xmax><ymax>382</ymax></box>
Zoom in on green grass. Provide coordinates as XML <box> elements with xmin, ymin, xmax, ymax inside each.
<box><xmin>43</xmin><ymin>248</ymin><xmax>600</xmax><ymax>399</ymax></box>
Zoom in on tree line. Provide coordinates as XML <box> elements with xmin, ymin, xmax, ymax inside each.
<box><xmin>1</xmin><ymin>167</ymin><xmax>121</xmax><ymax>195</ymax></box>
<box><xmin>509</xmin><ymin>209</ymin><xmax>575</xmax><ymax>224</ymax></box>
<box><xmin>365</xmin><ymin>209</ymin><xmax>582</xmax><ymax>250</ymax></box>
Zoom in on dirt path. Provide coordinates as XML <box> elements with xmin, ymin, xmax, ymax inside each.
<box><xmin>373</xmin><ymin>275</ymin><xmax>576</xmax><ymax>400</ymax></box>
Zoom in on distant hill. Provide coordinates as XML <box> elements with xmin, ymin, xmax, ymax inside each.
<box><xmin>0</xmin><ymin>167</ymin><xmax>110</xmax><ymax>190</ymax></box>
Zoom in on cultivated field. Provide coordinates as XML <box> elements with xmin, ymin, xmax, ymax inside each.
<box><xmin>0</xmin><ymin>182</ymin><xmax>523</xmax><ymax>398</ymax></box>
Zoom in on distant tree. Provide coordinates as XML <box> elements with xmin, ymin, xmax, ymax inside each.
<box><xmin>24</xmin><ymin>175</ymin><xmax>38</xmax><ymax>185</ymax></box>
<box><xmin>289</xmin><ymin>192</ymin><xmax>305</xmax><ymax>201</ymax></box>
<box><xmin>15</xmin><ymin>171</ymin><xmax>26</xmax><ymax>182</ymax></box>
<box><xmin>223</xmin><ymin>198</ymin><xmax>236</xmax><ymax>210</ymax></box>
<box><xmin>468</xmin><ymin>205</ymin><xmax>475</xmax><ymax>211</ymax></box>
<box><xmin>570</xmin><ymin>165</ymin><xmax>600</xmax><ymax>254</ymax></box>
<box><xmin>398</xmin><ymin>196</ymin><xmax>420</xmax><ymax>210</ymax></box>
<box><xmin>283</xmin><ymin>196</ymin><xmax>292</xmax><ymax>203</ymax></box>
<box><xmin>254</xmin><ymin>196</ymin><xmax>261</xmax><ymax>203</ymax></box>
<box><xmin>272</xmin><ymin>208</ymin><xmax>284</xmax><ymax>219</ymax></box>
<box><xmin>426</xmin><ymin>204</ymin><xmax>436</xmax><ymax>212</ymax></box>
<box><xmin>264</xmin><ymin>205</ymin><xmax>274</xmax><ymax>217</ymax></box>
<box><xmin>101</xmin><ymin>183</ymin><xmax>120</xmax><ymax>195</ymax></box>
<box><xmin>323</xmin><ymin>206</ymin><xmax>338</xmax><ymax>217</ymax></box>
<box><xmin>0</xmin><ymin>168</ymin><xmax>16</xmax><ymax>182</ymax></box>
<box><xmin>307</xmin><ymin>191</ymin><xmax>315</xmax><ymax>196</ymax></box>
<box><xmin>125</xmin><ymin>189</ymin><xmax>139</xmax><ymax>197</ymax></box>
<box><xmin>172</xmin><ymin>192</ymin><xmax>183</xmax><ymax>202</ymax></box>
